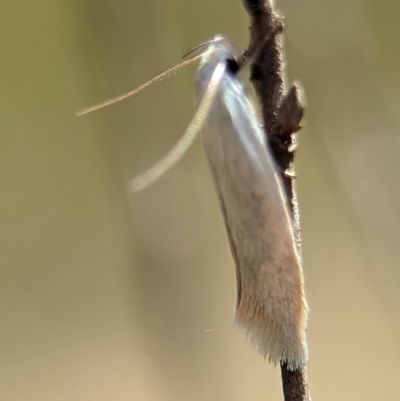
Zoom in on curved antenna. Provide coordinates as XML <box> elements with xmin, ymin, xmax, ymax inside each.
<box><xmin>129</xmin><ymin>61</ymin><xmax>226</xmax><ymax>192</ymax></box>
<box><xmin>181</xmin><ymin>39</ymin><xmax>214</xmax><ymax>60</ymax></box>
<box><xmin>76</xmin><ymin>54</ymin><xmax>205</xmax><ymax>116</ymax></box>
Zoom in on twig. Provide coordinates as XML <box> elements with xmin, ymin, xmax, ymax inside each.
<box><xmin>242</xmin><ymin>1</ymin><xmax>311</xmax><ymax>400</ymax></box>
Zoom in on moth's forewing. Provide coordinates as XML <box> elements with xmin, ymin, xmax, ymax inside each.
<box><xmin>195</xmin><ymin>42</ymin><xmax>308</xmax><ymax>370</ymax></box>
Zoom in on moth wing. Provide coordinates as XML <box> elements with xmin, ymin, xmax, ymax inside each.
<box><xmin>199</xmin><ymin>72</ymin><xmax>308</xmax><ymax>369</ymax></box>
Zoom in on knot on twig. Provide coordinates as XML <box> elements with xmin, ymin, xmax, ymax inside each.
<box><xmin>277</xmin><ymin>83</ymin><xmax>305</xmax><ymax>138</ymax></box>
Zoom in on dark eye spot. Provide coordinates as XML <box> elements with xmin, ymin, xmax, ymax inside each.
<box><xmin>226</xmin><ymin>58</ymin><xmax>240</xmax><ymax>75</ymax></box>
<box><xmin>245</xmin><ymin>0</ymin><xmax>260</xmax><ymax>10</ymax></box>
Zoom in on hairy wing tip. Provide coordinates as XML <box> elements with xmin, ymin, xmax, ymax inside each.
<box><xmin>234</xmin><ymin>290</ymin><xmax>308</xmax><ymax>370</ymax></box>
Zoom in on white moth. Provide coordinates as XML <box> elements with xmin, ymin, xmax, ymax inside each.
<box><xmin>78</xmin><ymin>36</ymin><xmax>308</xmax><ymax>370</ymax></box>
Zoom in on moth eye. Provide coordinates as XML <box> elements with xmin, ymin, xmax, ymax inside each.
<box><xmin>244</xmin><ymin>0</ymin><xmax>261</xmax><ymax>10</ymax></box>
<box><xmin>226</xmin><ymin>58</ymin><xmax>240</xmax><ymax>75</ymax></box>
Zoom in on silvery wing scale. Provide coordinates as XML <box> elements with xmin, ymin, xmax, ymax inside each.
<box><xmin>195</xmin><ymin>37</ymin><xmax>308</xmax><ymax>370</ymax></box>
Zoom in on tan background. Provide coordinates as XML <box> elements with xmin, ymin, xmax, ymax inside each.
<box><xmin>1</xmin><ymin>0</ymin><xmax>400</xmax><ymax>400</ymax></box>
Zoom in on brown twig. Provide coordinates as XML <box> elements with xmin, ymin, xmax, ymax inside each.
<box><xmin>242</xmin><ymin>1</ymin><xmax>310</xmax><ymax>400</ymax></box>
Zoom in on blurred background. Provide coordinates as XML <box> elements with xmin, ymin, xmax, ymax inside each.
<box><xmin>1</xmin><ymin>0</ymin><xmax>400</xmax><ymax>400</ymax></box>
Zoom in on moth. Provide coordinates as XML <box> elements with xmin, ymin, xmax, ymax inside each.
<box><xmin>78</xmin><ymin>35</ymin><xmax>308</xmax><ymax>370</ymax></box>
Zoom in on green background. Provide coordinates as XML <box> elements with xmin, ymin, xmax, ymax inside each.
<box><xmin>1</xmin><ymin>0</ymin><xmax>400</xmax><ymax>400</ymax></box>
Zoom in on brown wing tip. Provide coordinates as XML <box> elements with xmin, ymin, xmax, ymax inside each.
<box><xmin>234</xmin><ymin>290</ymin><xmax>308</xmax><ymax>371</ymax></box>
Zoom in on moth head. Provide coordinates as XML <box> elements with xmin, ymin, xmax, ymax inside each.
<box><xmin>182</xmin><ymin>35</ymin><xmax>242</xmax><ymax>76</ymax></box>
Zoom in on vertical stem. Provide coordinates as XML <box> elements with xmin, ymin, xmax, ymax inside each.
<box><xmin>242</xmin><ymin>1</ymin><xmax>310</xmax><ymax>400</ymax></box>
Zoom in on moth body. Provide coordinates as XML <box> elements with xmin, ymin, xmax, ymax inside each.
<box><xmin>195</xmin><ymin>38</ymin><xmax>308</xmax><ymax>370</ymax></box>
<box><xmin>80</xmin><ymin>35</ymin><xmax>309</xmax><ymax>370</ymax></box>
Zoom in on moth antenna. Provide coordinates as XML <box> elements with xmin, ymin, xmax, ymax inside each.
<box><xmin>129</xmin><ymin>61</ymin><xmax>226</xmax><ymax>192</ymax></box>
<box><xmin>239</xmin><ymin>24</ymin><xmax>282</xmax><ymax>75</ymax></box>
<box><xmin>181</xmin><ymin>40</ymin><xmax>213</xmax><ymax>59</ymax></box>
<box><xmin>76</xmin><ymin>54</ymin><xmax>205</xmax><ymax>116</ymax></box>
